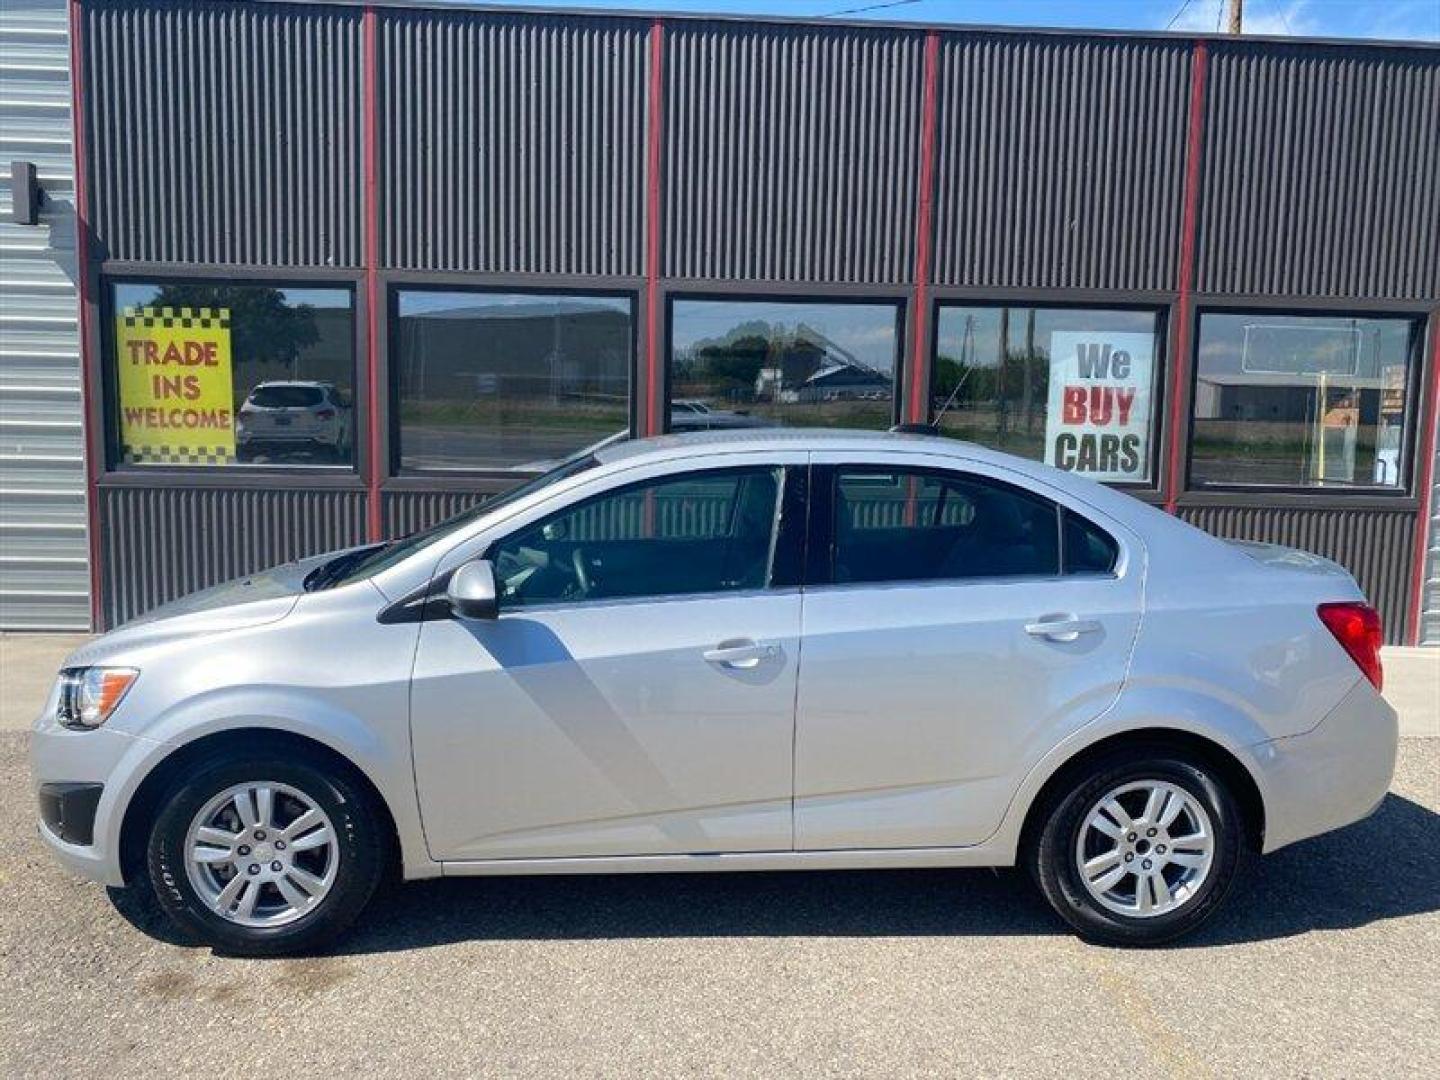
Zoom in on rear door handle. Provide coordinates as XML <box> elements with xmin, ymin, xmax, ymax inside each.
<box><xmin>1024</xmin><ymin>616</ymin><xmax>1101</xmax><ymax>642</ymax></box>
<box><xmin>703</xmin><ymin>639</ymin><xmax>779</xmax><ymax>669</ymax></box>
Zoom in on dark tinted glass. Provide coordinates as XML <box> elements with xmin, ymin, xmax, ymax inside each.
<box><xmin>1191</xmin><ymin>312</ymin><xmax>1415</xmax><ymax>490</ymax></box>
<box><xmin>1062</xmin><ymin>510</ymin><xmax>1118</xmax><ymax>574</ymax></box>
<box><xmin>670</xmin><ymin>299</ymin><xmax>900</xmax><ymax>432</ymax></box>
<box><xmin>491</xmin><ymin>468</ymin><xmax>782</xmax><ymax>606</ymax></box>
<box><xmin>932</xmin><ymin>305</ymin><xmax>1160</xmax><ymax>483</ymax></box>
<box><xmin>111</xmin><ymin>283</ymin><xmax>354</xmax><ymax>468</ymax></box>
<box><xmin>248</xmin><ymin>385</ymin><xmax>325</xmax><ymax>408</ymax></box>
<box><xmin>395</xmin><ymin>291</ymin><xmax>632</xmax><ymax>472</ymax></box>
<box><xmin>833</xmin><ymin>469</ymin><xmax>1059</xmax><ymax>584</ymax></box>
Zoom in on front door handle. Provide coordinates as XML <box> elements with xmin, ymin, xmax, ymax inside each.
<box><xmin>703</xmin><ymin>639</ymin><xmax>778</xmax><ymax>669</ymax></box>
<box><xmin>1024</xmin><ymin>615</ymin><xmax>1101</xmax><ymax>643</ymax></box>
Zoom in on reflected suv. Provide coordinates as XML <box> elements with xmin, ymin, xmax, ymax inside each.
<box><xmin>236</xmin><ymin>381</ymin><xmax>351</xmax><ymax>463</ymax></box>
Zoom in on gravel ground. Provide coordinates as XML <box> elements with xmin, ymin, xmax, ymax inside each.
<box><xmin>2</xmin><ymin>733</ymin><xmax>1437</xmax><ymax>1079</ymax></box>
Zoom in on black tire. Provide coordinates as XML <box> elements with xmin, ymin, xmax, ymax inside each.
<box><xmin>1028</xmin><ymin>748</ymin><xmax>1246</xmax><ymax>946</ymax></box>
<box><xmin>146</xmin><ymin>748</ymin><xmax>386</xmax><ymax>956</ymax></box>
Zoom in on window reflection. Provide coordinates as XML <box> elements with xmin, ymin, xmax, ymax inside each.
<box><xmin>1192</xmin><ymin>313</ymin><xmax>1415</xmax><ymax>489</ymax></box>
<box><xmin>111</xmin><ymin>283</ymin><xmax>355</xmax><ymax>468</ymax></box>
<box><xmin>670</xmin><ymin>299</ymin><xmax>899</xmax><ymax>431</ymax></box>
<box><xmin>395</xmin><ymin>291</ymin><xmax>632</xmax><ymax>472</ymax></box>
<box><xmin>932</xmin><ymin>306</ymin><xmax>1160</xmax><ymax>483</ymax></box>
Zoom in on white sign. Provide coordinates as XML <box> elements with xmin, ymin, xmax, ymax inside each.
<box><xmin>1044</xmin><ymin>331</ymin><xmax>1154</xmax><ymax>482</ymax></box>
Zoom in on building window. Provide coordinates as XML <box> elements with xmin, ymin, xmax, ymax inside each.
<box><xmin>110</xmin><ymin>282</ymin><xmax>355</xmax><ymax>468</ymax></box>
<box><xmin>394</xmin><ymin>290</ymin><xmax>632</xmax><ymax>473</ymax></box>
<box><xmin>1191</xmin><ymin>312</ymin><xmax>1417</xmax><ymax>490</ymax></box>
<box><xmin>669</xmin><ymin>298</ymin><xmax>901</xmax><ymax>432</ymax></box>
<box><xmin>932</xmin><ymin>305</ymin><xmax>1161</xmax><ymax>484</ymax></box>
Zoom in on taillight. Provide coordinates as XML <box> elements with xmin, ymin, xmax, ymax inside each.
<box><xmin>315</xmin><ymin>408</ymin><xmax>336</xmax><ymax>420</ymax></box>
<box><xmin>1317</xmin><ymin>602</ymin><xmax>1384</xmax><ymax>692</ymax></box>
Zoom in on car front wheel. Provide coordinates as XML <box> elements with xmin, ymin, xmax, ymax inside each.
<box><xmin>1029</xmin><ymin>749</ymin><xmax>1246</xmax><ymax>946</ymax></box>
<box><xmin>146</xmin><ymin>748</ymin><xmax>386</xmax><ymax>956</ymax></box>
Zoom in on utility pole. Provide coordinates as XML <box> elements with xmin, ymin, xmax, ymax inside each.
<box><xmin>1227</xmin><ymin>0</ymin><xmax>1243</xmax><ymax>34</ymax></box>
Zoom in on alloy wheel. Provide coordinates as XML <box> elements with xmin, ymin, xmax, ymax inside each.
<box><xmin>182</xmin><ymin>781</ymin><xmax>340</xmax><ymax>928</ymax></box>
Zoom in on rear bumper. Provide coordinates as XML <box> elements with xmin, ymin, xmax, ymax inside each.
<box><xmin>1251</xmin><ymin>679</ymin><xmax>1399</xmax><ymax>853</ymax></box>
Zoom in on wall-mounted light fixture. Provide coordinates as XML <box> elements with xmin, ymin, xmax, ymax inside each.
<box><xmin>10</xmin><ymin>161</ymin><xmax>42</xmax><ymax>225</ymax></box>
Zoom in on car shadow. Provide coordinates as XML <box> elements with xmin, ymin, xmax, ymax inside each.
<box><xmin>107</xmin><ymin>792</ymin><xmax>1440</xmax><ymax>955</ymax></box>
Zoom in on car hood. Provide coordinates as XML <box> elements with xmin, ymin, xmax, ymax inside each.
<box><xmin>64</xmin><ymin>549</ymin><xmax>347</xmax><ymax>666</ymax></box>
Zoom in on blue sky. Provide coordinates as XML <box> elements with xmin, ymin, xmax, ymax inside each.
<box><xmin>467</xmin><ymin>1</ymin><xmax>1438</xmax><ymax>42</ymax></box>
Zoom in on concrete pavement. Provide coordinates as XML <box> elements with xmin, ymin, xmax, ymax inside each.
<box><xmin>4</xmin><ymin>632</ymin><xmax>1434</xmax><ymax>734</ymax></box>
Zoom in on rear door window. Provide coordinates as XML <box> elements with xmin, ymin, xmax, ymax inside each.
<box><xmin>831</xmin><ymin>468</ymin><xmax>1060</xmax><ymax>585</ymax></box>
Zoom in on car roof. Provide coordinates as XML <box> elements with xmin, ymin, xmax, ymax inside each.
<box><xmin>594</xmin><ymin>428</ymin><xmax>981</xmax><ymax>464</ymax></box>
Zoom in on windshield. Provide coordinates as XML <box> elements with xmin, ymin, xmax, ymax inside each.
<box><xmin>306</xmin><ymin>453</ymin><xmax>601</xmax><ymax>591</ymax></box>
<box><xmin>249</xmin><ymin>385</ymin><xmax>325</xmax><ymax>408</ymax></box>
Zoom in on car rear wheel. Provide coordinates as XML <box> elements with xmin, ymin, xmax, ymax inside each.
<box><xmin>1028</xmin><ymin>749</ymin><xmax>1245</xmax><ymax>946</ymax></box>
<box><xmin>146</xmin><ymin>749</ymin><xmax>385</xmax><ymax>956</ymax></box>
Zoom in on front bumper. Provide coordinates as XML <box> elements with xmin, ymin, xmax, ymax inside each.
<box><xmin>1251</xmin><ymin>679</ymin><xmax>1399</xmax><ymax>853</ymax></box>
<box><xmin>30</xmin><ymin>720</ymin><xmax>157</xmax><ymax>887</ymax></box>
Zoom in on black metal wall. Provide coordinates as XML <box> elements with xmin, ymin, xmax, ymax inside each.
<box><xmin>663</xmin><ymin>22</ymin><xmax>925</xmax><ymax>283</ymax></box>
<box><xmin>83</xmin><ymin>0</ymin><xmax>364</xmax><ymax>266</ymax></box>
<box><xmin>98</xmin><ymin>487</ymin><xmax>367</xmax><ymax>627</ymax></box>
<box><xmin>75</xmin><ymin>1</ymin><xmax>1439</xmax><ymax>635</ymax></box>
<box><xmin>1197</xmin><ymin>42</ymin><xmax>1440</xmax><ymax>299</ymax></box>
<box><xmin>932</xmin><ymin>34</ymin><xmax>1193</xmax><ymax>291</ymax></box>
<box><xmin>378</xmin><ymin>11</ymin><xmax>651</xmax><ymax>275</ymax></box>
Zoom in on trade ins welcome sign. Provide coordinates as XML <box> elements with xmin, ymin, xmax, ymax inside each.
<box><xmin>1043</xmin><ymin>331</ymin><xmax>1153</xmax><ymax>483</ymax></box>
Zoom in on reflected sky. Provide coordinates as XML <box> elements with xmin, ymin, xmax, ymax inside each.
<box><xmin>672</xmin><ymin>299</ymin><xmax>899</xmax><ymax>374</ymax></box>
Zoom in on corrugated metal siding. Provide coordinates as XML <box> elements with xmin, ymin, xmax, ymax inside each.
<box><xmin>0</xmin><ymin>0</ymin><xmax>90</xmax><ymax>630</ymax></box>
<box><xmin>383</xmin><ymin>489</ymin><xmax>490</xmax><ymax>539</ymax></box>
<box><xmin>1197</xmin><ymin>44</ymin><xmax>1440</xmax><ymax>299</ymax></box>
<box><xmin>1177</xmin><ymin>505</ymin><xmax>1415</xmax><ymax>644</ymax></box>
<box><xmin>664</xmin><ymin>22</ymin><xmax>923</xmax><ymax>283</ymax></box>
<box><xmin>931</xmin><ymin>35</ymin><xmax>1191</xmax><ymax>291</ymax></box>
<box><xmin>378</xmin><ymin>11</ymin><xmax>648</xmax><ymax>275</ymax></box>
<box><xmin>83</xmin><ymin>0</ymin><xmax>363</xmax><ymax>266</ymax></box>
<box><xmin>99</xmin><ymin>486</ymin><xmax>366</xmax><ymax>626</ymax></box>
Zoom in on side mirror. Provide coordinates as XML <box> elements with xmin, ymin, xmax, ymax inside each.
<box><xmin>445</xmin><ymin>559</ymin><xmax>499</xmax><ymax>620</ymax></box>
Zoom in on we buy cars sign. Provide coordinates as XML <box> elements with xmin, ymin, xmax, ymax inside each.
<box><xmin>1044</xmin><ymin>331</ymin><xmax>1153</xmax><ymax>483</ymax></box>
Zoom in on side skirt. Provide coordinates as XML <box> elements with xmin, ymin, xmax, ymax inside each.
<box><xmin>438</xmin><ymin>843</ymin><xmax>1015</xmax><ymax>877</ymax></box>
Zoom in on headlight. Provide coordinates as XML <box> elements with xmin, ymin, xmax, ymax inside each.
<box><xmin>56</xmin><ymin>667</ymin><xmax>138</xmax><ymax>730</ymax></box>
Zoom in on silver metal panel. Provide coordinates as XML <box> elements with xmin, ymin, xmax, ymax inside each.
<box><xmin>83</xmin><ymin>0</ymin><xmax>364</xmax><ymax>266</ymax></box>
<box><xmin>1198</xmin><ymin>43</ymin><xmax>1440</xmax><ymax>299</ymax></box>
<box><xmin>932</xmin><ymin>34</ymin><xmax>1192</xmax><ymax>290</ymax></box>
<box><xmin>664</xmin><ymin>21</ymin><xmax>924</xmax><ymax>283</ymax></box>
<box><xmin>1177</xmin><ymin>504</ymin><xmax>1415</xmax><ymax>644</ymax></box>
<box><xmin>99</xmin><ymin>486</ymin><xmax>367</xmax><ymax>627</ymax></box>
<box><xmin>378</xmin><ymin>10</ymin><xmax>649</xmax><ymax>275</ymax></box>
<box><xmin>0</xmin><ymin>0</ymin><xmax>90</xmax><ymax>630</ymax></box>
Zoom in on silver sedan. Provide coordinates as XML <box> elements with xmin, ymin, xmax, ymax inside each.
<box><xmin>31</xmin><ymin>430</ymin><xmax>1398</xmax><ymax>954</ymax></box>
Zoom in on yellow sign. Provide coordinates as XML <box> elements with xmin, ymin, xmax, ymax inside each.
<box><xmin>116</xmin><ymin>306</ymin><xmax>236</xmax><ymax>465</ymax></box>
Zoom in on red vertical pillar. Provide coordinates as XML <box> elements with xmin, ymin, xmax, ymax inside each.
<box><xmin>1163</xmin><ymin>39</ymin><xmax>1209</xmax><ymax>513</ymax></box>
<box><xmin>908</xmin><ymin>30</ymin><xmax>940</xmax><ymax>426</ymax></box>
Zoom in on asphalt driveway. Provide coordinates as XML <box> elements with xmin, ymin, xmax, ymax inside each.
<box><xmin>2</xmin><ymin>729</ymin><xmax>1437</xmax><ymax>1078</ymax></box>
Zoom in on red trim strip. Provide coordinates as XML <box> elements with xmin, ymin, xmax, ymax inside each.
<box><xmin>1407</xmin><ymin>313</ymin><xmax>1440</xmax><ymax>644</ymax></box>
<box><xmin>1163</xmin><ymin>39</ymin><xmax>1209</xmax><ymax>513</ymax></box>
<box><xmin>644</xmin><ymin>20</ymin><xmax>664</xmax><ymax>437</ymax></box>
<box><xmin>68</xmin><ymin>0</ymin><xmax>103</xmax><ymax>630</ymax></box>
<box><xmin>909</xmin><ymin>31</ymin><xmax>940</xmax><ymax>425</ymax></box>
<box><xmin>362</xmin><ymin>7</ymin><xmax>382</xmax><ymax>540</ymax></box>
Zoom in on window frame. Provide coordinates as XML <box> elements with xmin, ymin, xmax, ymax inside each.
<box><xmin>807</xmin><ymin>462</ymin><xmax>1120</xmax><ymax>590</ymax></box>
<box><xmin>98</xmin><ymin>268</ymin><xmax>365</xmax><ymax>482</ymax></box>
<box><xmin>1183</xmin><ymin>304</ymin><xmax>1428</xmax><ymax>499</ymax></box>
<box><xmin>664</xmin><ymin>289</ymin><xmax>910</xmax><ymax>436</ymax></box>
<box><xmin>481</xmin><ymin>462</ymin><xmax>805</xmax><ymax>612</ymax></box>
<box><xmin>926</xmin><ymin>297</ymin><xmax>1170</xmax><ymax>494</ymax></box>
<box><xmin>388</xmin><ymin>281</ymin><xmax>640</xmax><ymax>481</ymax></box>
